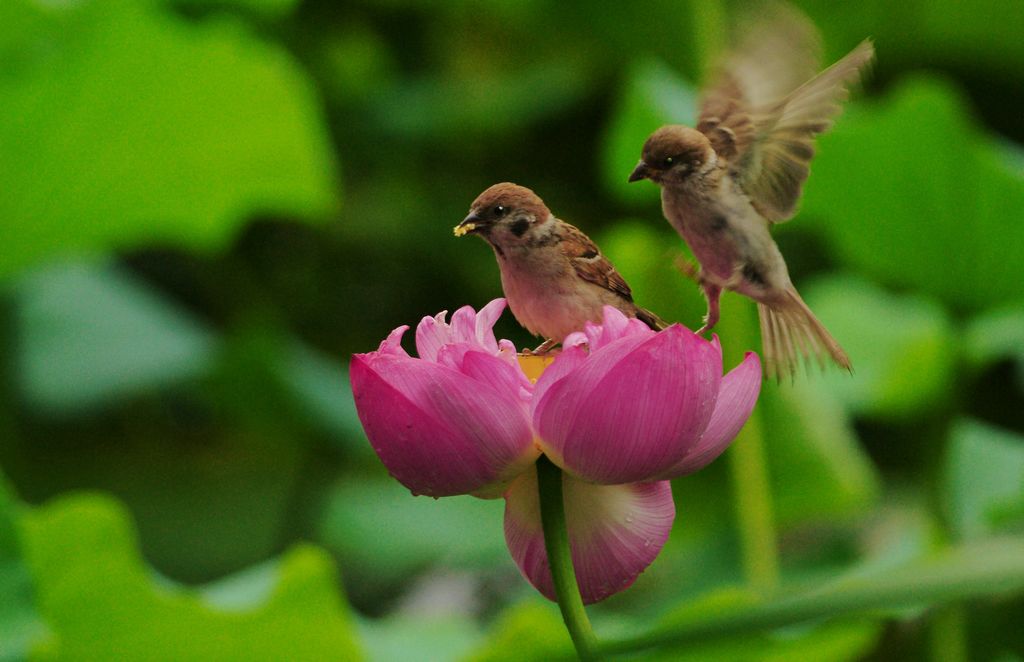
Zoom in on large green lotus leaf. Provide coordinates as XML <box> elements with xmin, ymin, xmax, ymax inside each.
<box><xmin>0</xmin><ymin>0</ymin><xmax>337</xmax><ymax>280</ymax></box>
<box><xmin>944</xmin><ymin>419</ymin><xmax>1024</xmax><ymax>540</ymax></box>
<box><xmin>801</xmin><ymin>275</ymin><xmax>957</xmax><ymax>419</ymax></box>
<box><xmin>0</xmin><ymin>480</ymin><xmax>48</xmax><ymax>662</ymax></box>
<box><xmin>21</xmin><ymin>492</ymin><xmax>362</xmax><ymax>660</ymax></box>
<box><xmin>13</xmin><ymin>262</ymin><xmax>217</xmax><ymax>415</ymax></box>
<box><xmin>799</xmin><ymin>77</ymin><xmax>1024</xmax><ymax>311</ymax></box>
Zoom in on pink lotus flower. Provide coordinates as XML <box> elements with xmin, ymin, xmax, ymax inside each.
<box><xmin>350</xmin><ymin>299</ymin><xmax>761</xmax><ymax>603</ymax></box>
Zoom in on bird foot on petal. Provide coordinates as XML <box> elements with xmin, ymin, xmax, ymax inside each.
<box><xmin>525</xmin><ymin>339</ymin><xmax>559</xmax><ymax>355</ymax></box>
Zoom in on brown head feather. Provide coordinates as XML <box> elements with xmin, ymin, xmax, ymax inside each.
<box><xmin>470</xmin><ymin>183</ymin><xmax>551</xmax><ymax>221</ymax></box>
<box><xmin>640</xmin><ymin>126</ymin><xmax>713</xmax><ymax>179</ymax></box>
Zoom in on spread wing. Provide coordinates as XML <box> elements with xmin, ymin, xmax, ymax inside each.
<box><xmin>558</xmin><ymin>222</ymin><xmax>634</xmax><ymax>303</ymax></box>
<box><xmin>697</xmin><ymin>7</ymin><xmax>820</xmax><ymax>162</ymax></box>
<box><xmin>697</xmin><ymin>9</ymin><xmax>873</xmax><ymax>222</ymax></box>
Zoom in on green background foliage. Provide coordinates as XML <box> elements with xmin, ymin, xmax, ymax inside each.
<box><xmin>1</xmin><ymin>0</ymin><xmax>1022</xmax><ymax>659</ymax></box>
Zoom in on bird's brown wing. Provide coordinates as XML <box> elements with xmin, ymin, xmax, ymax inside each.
<box><xmin>697</xmin><ymin>6</ymin><xmax>820</xmax><ymax>162</ymax></box>
<box><xmin>560</xmin><ymin>221</ymin><xmax>668</xmax><ymax>331</ymax></box>
<box><xmin>559</xmin><ymin>222</ymin><xmax>634</xmax><ymax>302</ymax></box>
<box><xmin>697</xmin><ymin>9</ymin><xmax>873</xmax><ymax>222</ymax></box>
<box><xmin>735</xmin><ymin>40</ymin><xmax>874</xmax><ymax>222</ymax></box>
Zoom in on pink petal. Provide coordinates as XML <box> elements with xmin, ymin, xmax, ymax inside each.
<box><xmin>474</xmin><ymin>298</ymin><xmax>508</xmax><ymax>351</ymax></box>
<box><xmin>450</xmin><ymin>305</ymin><xmax>479</xmax><ymax>345</ymax></box>
<box><xmin>414</xmin><ymin>299</ymin><xmax>508</xmax><ymax>361</ymax></box>
<box><xmin>380</xmin><ymin>325</ymin><xmax>411</xmax><ymax>357</ymax></box>
<box><xmin>415</xmin><ymin>311</ymin><xmax>452</xmax><ymax>362</ymax></box>
<box><xmin>534</xmin><ymin>325</ymin><xmax>722</xmax><ymax>484</ymax></box>
<box><xmin>529</xmin><ymin>343</ymin><xmax>589</xmax><ymax>413</ymax></box>
<box><xmin>662</xmin><ymin>351</ymin><xmax>762</xmax><ymax>478</ymax></box>
<box><xmin>503</xmin><ymin>467</ymin><xmax>674</xmax><ymax>604</ymax></box>
<box><xmin>582</xmin><ymin>306</ymin><xmax>656</xmax><ymax>351</ymax></box>
<box><xmin>350</xmin><ymin>334</ymin><xmax>537</xmax><ymax>497</ymax></box>
<box><xmin>437</xmin><ymin>344</ymin><xmax>532</xmax><ymax>405</ymax></box>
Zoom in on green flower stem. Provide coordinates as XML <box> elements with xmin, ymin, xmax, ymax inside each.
<box><xmin>721</xmin><ymin>295</ymin><xmax>781</xmax><ymax>592</ymax></box>
<box><xmin>597</xmin><ymin>537</ymin><xmax>1024</xmax><ymax>656</ymax></box>
<box><xmin>691</xmin><ymin>0</ymin><xmax>783</xmax><ymax>594</ymax></box>
<box><xmin>536</xmin><ymin>456</ymin><xmax>599</xmax><ymax>661</ymax></box>
<box><xmin>727</xmin><ymin>405</ymin><xmax>780</xmax><ymax>591</ymax></box>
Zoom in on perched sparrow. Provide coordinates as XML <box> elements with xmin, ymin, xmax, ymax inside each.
<box><xmin>455</xmin><ymin>183</ymin><xmax>664</xmax><ymax>352</ymax></box>
<box><xmin>629</xmin><ymin>11</ymin><xmax>872</xmax><ymax>379</ymax></box>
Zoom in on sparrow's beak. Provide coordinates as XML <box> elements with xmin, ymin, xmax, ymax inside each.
<box><xmin>628</xmin><ymin>160</ymin><xmax>651</xmax><ymax>183</ymax></box>
<box><xmin>454</xmin><ymin>212</ymin><xmax>483</xmax><ymax>237</ymax></box>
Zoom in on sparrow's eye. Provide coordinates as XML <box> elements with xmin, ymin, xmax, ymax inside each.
<box><xmin>493</xmin><ymin>205</ymin><xmax>506</xmax><ymax>217</ymax></box>
<box><xmin>662</xmin><ymin>156</ymin><xmax>674</xmax><ymax>168</ymax></box>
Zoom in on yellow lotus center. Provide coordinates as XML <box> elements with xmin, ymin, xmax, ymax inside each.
<box><xmin>517</xmin><ymin>353</ymin><xmax>555</xmax><ymax>383</ymax></box>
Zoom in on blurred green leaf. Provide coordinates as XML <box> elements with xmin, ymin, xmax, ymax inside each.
<box><xmin>361</xmin><ymin>614</ymin><xmax>483</xmax><ymax>662</ymax></box>
<box><xmin>315</xmin><ymin>23</ymin><xmax>398</xmax><ymax>104</ymax></box>
<box><xmin>801</xmin><ymin>275</ymin><xmax>957</xmax><ymax>419</ymax></box>
<box><xmin>22</xmin><ymin>492</ymin><xmax>362</xmax><ymax>660</ymax></box>
<box><xmin>463</xmin><ymin>601</ymin><xmax>572</xmax><ymax>662</ymax></box>
<box><xmin>801</xmin><ymin>0</ymin><xmax>1024</xmax><ymax>73</ymax></box>
<box><xmin>171</xmin><ymin>0</ymin><xmax>300</xmax><ymax>18</ymax></box>
<box><xmin>801</xmin><ymin>77</ymin><xmax>1024</xmax><ymax>311</ymax></box>
<box><xmin>712</xmin><ymin>294</ymin><xmax>881</xmax><ymax>528</ymax></box>
<box><xmin>603</xmin><ymin>536</ymin><xmax>1024</xmax><ymax>656</ymax></box>
<box><xmin>0</xmin><ymin>0</ymin><xmax>338</xmax><ymax>280</ymax></box>
<box><xmin>651</xmin><ymin>587</ymin><xmax>882</xmax><ymax>661</ymax></box>
<box><xmin>274</xmin><ymin>342</ymin><xmax>370</xmax><ymax>455</ymax></box>
<box><xmin>944</xmin><ymin>418</ymin><xmax>1024</xmax><ymax>539</ymax></box>
<box><xmin>596</xmin><ymin>221</ymin><xmax>706</xmax><ymax>327</ymax></box>
<box><xmin>371</xmin><ymin>60</ymin><xmax>593</xmax><ymax>141</ymax></box>
<box><xmin>965</xmin><ymin>303</ymin><xmax>1024</xmax><ymax>385</ymax></box>
<box><xmin>761</xmin><ymin>379</ymin><xmax>881</xmax><ymax>527</ymax></box>
<box><xmin>13</xmin><ymin>262</ymin><xmax>216</xmax><ymax>414</ymax></box>
<box><xmin>0</xmin><ymin>479</ymin><xmax>47</xmax><ymax>662</ymax></box>
<box><xmin>318</xmin><ymin>476</ymin><xmax>507</xmax><ymax>588</ymax></box>
<box><xmin>602</xmin><ymin>59</ymin><xmax>697</xmax><ymax>204</ymax></box>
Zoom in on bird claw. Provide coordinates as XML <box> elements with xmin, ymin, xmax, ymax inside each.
<box><xmin>695</xmin><ymin>320</ymin><xmax>716</xmax><ymax>336</ymax></box>
<box><xmin>695</xmin><ymin>310</ymin><xmax>719</xmax><ymax>336</ymax></box>
<box><xmin>526</xmin><ymin>339</ymin><xmax>559</xmax><ymax>355</ymax></box>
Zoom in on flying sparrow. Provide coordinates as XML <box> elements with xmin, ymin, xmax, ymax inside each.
<box><xmin>629</xmin><ymin>11</ymin><xmax>873</xmax><ymax>380</ymax></box>
<box><xmin>455</xmin><ymin>182</ymin><xmax>664</xmax><ymax>352</ymax></box>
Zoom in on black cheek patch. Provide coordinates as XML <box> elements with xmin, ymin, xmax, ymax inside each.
<box><xmin>510</xmin><ymin>219</ymin><xmax>530</xmax><ymax>237</ymax></box>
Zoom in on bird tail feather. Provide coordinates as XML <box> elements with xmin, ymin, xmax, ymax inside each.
<box><xmin>757</xmin><ymin>287</ymin><xmax>851</xmax><ymax>381</ymax></box>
